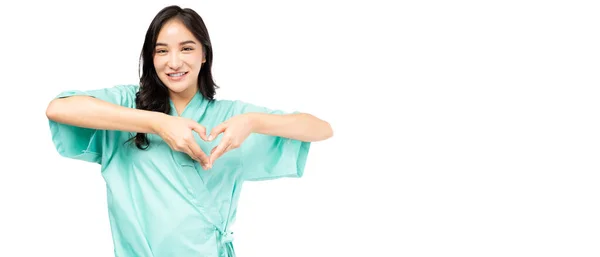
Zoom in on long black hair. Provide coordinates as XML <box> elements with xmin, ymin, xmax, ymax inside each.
<box><xmin>127</xmin><ymin>5</ymin><xmax>218</xmax><ymax>150</ymax></box>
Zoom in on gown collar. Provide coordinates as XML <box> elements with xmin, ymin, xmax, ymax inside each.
<box><xmin>168</xmin><ymin>89</ymin><xmax>205</xmax><ymax>117</ymax></box>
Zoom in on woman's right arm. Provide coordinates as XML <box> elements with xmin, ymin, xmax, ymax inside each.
<box><xmin>46</xmin><ymin>95</ymin><xmax>211</xmax><ymax>168</ymax></box>
<box><xmin>46</xmin><ymin>95</ymin><xmax>164</xmax><ymax>134</ymax></box>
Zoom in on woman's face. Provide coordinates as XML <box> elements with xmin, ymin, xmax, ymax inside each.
<box><xmin>154</xmin><ymin>19</ymin><xmax>205</xmax><ymax>96</ymax></box>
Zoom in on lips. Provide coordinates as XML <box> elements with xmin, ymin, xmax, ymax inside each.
<box><xmin>166</xmin><ymin>71</ymin><xmax>188</xmax><ymax>81</ymax></box>
<box><xmin>168</xmin><ymin>72</ymin><xmax>188</xmax><ymax>77</ymax></box>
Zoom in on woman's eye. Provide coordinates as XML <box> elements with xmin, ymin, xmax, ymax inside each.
<box><xmin>183</xmin><ymin>47</ymin><xmax>193</xmax><ymax>51</ymax></box>
<box><xmin>156</xmin><ymin>49</ymin><xmax>167</xmax><ymax>54</ymax></box>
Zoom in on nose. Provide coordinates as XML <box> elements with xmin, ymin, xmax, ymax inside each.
<box><xmin>168</xmin><ymin>52</ymin><xmax>183</xmax><ymax>70</ymax></box>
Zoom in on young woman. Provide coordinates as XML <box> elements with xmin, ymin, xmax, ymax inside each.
<box><xmin>46</xmin><ymin>5</ymin><xmax>332</xmax><ymax>257</ymax></box>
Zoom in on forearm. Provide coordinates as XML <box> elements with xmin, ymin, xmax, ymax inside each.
<box><xmin>46</xmin><ymin>96</ymin><xmax>164</xmax><ymax>134</ymax></box>
<box><xmin>249</xmin><ymin>112</ymin><xmax>333</xmax><ymax>142</ymax></box>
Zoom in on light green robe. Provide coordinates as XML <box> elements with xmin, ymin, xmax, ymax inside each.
<box><xmin>48</xmin><ymin>84</ymin><xmax>311</xmax><ymax>257</ymax></box>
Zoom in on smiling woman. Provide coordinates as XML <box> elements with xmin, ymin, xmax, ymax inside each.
<box><xmin>44</xmin><ymin>4</ymin><xmax>332</xmax><ymax>257</ymax></box>
<box><xmin>141</xmin><ymin>9</ymin><xmax>212</xmax><ymax>116</ymax></box>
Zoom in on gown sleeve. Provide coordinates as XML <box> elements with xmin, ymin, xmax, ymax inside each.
<box><xmin>47</xmin><ymin>84</ymin><xmax>139</xmax><ymax>165</ymax></box>
<box><xmin>232</xmin><ymin>100</ymin><xmax>311</xmax><ymax>181</ymax></box>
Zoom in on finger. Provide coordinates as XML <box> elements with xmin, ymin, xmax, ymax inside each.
<box><xmin>187</xmin><ymin>141</ymin><xmax>210</xmax><ymax>168</ymax></box>
<box><xmin>183</xmin><ymin>146</ymin><xmax>202</xmax><ymax>165</ymax></box>
<box><xmin>217</xmin><ymin>144</ymin><xmax>234</xmax><ymax>163</ymax></box>
<box><xmin>210</xmin><ymin>138</ymin><xmax>237</xmax><ymax>156</ymax></box>
<box><xmin>208</xmin><ymin>123</ymin><xmax>227</xmax><ymax>141</ymax></box>
<box><xmin>209</xmin><ymin>139</ymin><xmax>230</xmax><ymax>165</ymax></box>
<box><xmin>223</xmin><ymin>144</ymin><xmax>234</xmax><ymax>155</ymax></box>
<box><xmin>191</xmin><ymin>123</ymin><xmax>209</xmax><ymax>141</ymax></box>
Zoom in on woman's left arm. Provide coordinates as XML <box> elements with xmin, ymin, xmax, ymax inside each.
<box><xmin>207</xmin><ymin>112</ymin><xmax>333</xmax><ymax>167</ymax></box>
<box><xmin>248</xmin><ymin>112</ymin><xmax>333</xmax><ymax>142</ymax></box>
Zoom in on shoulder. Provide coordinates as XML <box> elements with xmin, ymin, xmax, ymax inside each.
<box><xmin>204</xmin><ymin>99</ymin><xmax>269</xmax><ymax>123</ymax></box>
<box><xmin>103</xmin><ymin>84</ymin><xmax>140</xmax><ymax>107</ymax></box>
<box><xmin>85</xmin><ymin>84</ymin><xmax>139</xmax><ymax>98</ymax></box>
<box><xmin>85</xmin><ymin>84</ymin><xmax>139</xmax><ymax>108</ymax></box>
<box><xmin>207</xmin><ymin>98</ymin><xmax>243</xmax><ymax>110</ymax></box>
<box><xmin>113</xmin><ymin>84</ymin><xmax>140</xmax><ymax>94</ymax></box>
<box><xmin>54</xmin><ymin>84</ymin><xmax>139</xmax><ymax>104</ymax></box>
<box><xmin>207</xmin><ymin>99</ymin><xmax>268</xmax><ymax>115</ymax></box>
<box><xmin>206</xmin><ymin>99</ymin><xmax>240</xmax><ymax>117</ymax></box>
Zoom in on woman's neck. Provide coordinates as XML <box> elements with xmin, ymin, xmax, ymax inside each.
<box><xmin>169</xmin><ymin>86</ymin><xmax>198</xmax><ymax>116</ymax></box>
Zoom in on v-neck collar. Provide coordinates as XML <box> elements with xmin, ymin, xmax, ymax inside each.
<box><xmin>169</xmin><ymin>91</ymin><xmax>204</xmax><ymax>118</ymax></box>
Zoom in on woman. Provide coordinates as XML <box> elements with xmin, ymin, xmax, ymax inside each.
<box><xmin>45</xmin><ymin>5</ymin><xmax>332</xmax><ymax>257</ymax></box>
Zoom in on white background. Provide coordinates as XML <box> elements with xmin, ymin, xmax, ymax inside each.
<box><xmin>1</xmin><ymin>0</ymin><xmax>599</xmax><ymax>256</ymax></box>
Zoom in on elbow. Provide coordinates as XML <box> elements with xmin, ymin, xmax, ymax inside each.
<box><xmin>302</xmin><ymin>113</ymin><xmax>333</xmax><ymax>141</ymax></box>
<box><xmin>323</xmin><ymin>121</ymin><xmax>333</xmax><ymax>139</ymax></box>
<box><xmin>315</xmin><ymin>118</ymin><xmax>333</xmax><ymax>141</ymax></box>
<box><xmin>46</xmin><ymin>98</ymin><xmax>66</xmax><ymax>121</ymax></box>
<box><xmin>46</xmin><ymin>99</ymin><xmax>59</xmax><ymax>121</ymax></box>
<box><xmin>305</xmin><ymin>113</ymin><xmax>333</xmax><ymax>141</ymax></box>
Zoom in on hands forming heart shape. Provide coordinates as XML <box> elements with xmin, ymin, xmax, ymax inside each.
<box><xmin>155</xmin><ymin>114</ymin><xmax>254</xmax><ymax>170</ymax></box>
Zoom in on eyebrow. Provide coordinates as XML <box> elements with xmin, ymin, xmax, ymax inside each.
<box><xmin>155</xmin><ymin>40</ymin><xmax>197</xmax><ymax>47</ymax></box>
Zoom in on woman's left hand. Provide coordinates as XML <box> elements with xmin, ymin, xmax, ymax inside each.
<box><xmin>207</xmin><ymin>113</ymin><xmax>255</xmax><ymax>168</ymax></box>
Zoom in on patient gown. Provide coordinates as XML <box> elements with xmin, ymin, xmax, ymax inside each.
<box><xmin>48</xmin><ymin>84</ymin><xmax>311</xmax><ymax>257</ymax></box>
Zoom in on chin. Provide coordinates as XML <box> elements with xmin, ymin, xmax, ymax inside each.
<box><xmin>166</xmin><ymin>84</ymin><xmax>186</xmax><ymax>93</ymax></box>
<box><xmin>164</xmin><ymin>82</ymin><xmax>194</xmax><ymax>94</ymax></box>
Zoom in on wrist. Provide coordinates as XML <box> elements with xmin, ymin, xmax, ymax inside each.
<box><xmin>246</xmin><ymin>112</ymin><xmax>264</xmax><ymax>134</ymax></box>
<box><xmin>148</xmin><ymin>111</ymin><xmax>168</xmax><ymax>134</ymax></box>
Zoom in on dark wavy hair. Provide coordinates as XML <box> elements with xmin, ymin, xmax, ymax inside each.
<box><xmin>127</xmin><ymin>5</ymin><xmax>218</xmax><ymax>150</ymax></box>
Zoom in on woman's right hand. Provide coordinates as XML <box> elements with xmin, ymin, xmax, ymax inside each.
<box><xmin>152</xmin><ymin>114</ymin><xmax>211</xmax><ymax>170</ymax></box>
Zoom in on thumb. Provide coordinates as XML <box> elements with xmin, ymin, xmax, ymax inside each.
<box><xmin>208</xmin><ymin>123</ymin><xmax>227</xmax><ymax>141</ymax></box>
<box><xmin>191</xmin><ymin>123</ymin><xmax>208</xmax><ymax>141</ymax></box>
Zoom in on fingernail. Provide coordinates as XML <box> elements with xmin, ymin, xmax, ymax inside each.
<box><xmin>208</xmin><ymin>135</ymin><xmax>213</xmax><ymax>141</ymax></box>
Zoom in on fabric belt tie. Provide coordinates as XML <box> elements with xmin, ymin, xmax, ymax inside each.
<box><xmin>216</xmin><ymin>228</ymin><xmax>235</xmax><ymax>257</ymax></box>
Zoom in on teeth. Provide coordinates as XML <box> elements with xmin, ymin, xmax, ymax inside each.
<box><xmin>168</xmin><ymin>72</ymin><xmax>186</xmax><ymax>77</ymax></box>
